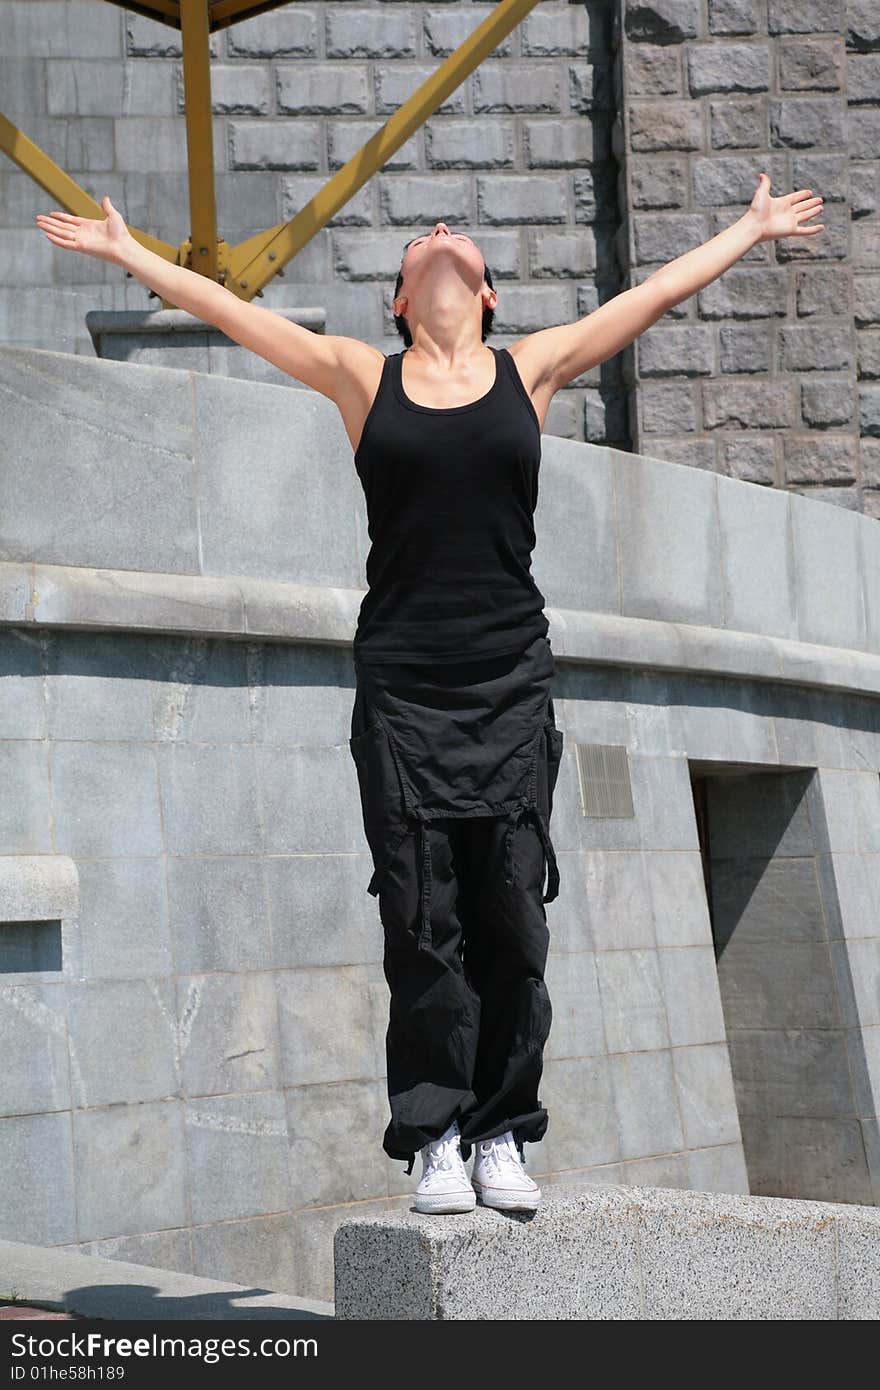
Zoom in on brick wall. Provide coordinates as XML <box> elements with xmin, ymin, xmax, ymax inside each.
<box><xmin>615</xmin><ymin>0</ymin><xmax>880</xmax><ymax>514</ymax></box>
<box><xmin>2</xmin><ymin>0</ymin><xmax>878</xmax><ymax>501</ymax></box>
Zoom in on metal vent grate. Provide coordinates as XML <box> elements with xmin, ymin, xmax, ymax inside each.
<box><xmin>575</xmin><ymin>743</ymin><xmax>635</xmax><ymax>818</ymax></box>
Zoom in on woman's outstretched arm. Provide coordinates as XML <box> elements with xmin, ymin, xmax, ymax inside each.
<box><xmin>35</xmin><ymin>193</ymin><xmax>373</xmax><ymax>402</ymax></box>
<box><xmin>511</xmin><ymin>173</ymin><xmax>825</xmax><ymax>397</ymax></box>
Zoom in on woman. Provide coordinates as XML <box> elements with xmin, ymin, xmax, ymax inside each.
<box><xmin>36</xmin><ymin>175</ymin><xmax>823</xmax><ymax>1215</ymax></box>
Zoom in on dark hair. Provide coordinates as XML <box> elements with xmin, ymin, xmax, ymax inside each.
<box><xmin>393</xmin><ymin>247</ymin><xmax>495</xmax><ymax>346</ymax></box>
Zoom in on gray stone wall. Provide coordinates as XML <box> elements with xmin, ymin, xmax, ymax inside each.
<box><xmin>0</xmin><ymin>0</ymin><xmax>627</xmax><ymax>446</ymax></box>
<box><xmin>616</xmin><ymin>0</ymin><xmax>880</xmax><ymax>513</ymax></box>
<box><xmin>3</xmin><ymin>345</ymin><xmax>880</xmax><ymax>1301</ymax></box>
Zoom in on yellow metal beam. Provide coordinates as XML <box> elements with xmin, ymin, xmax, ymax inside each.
<box><xmin>0</xmin><ymin>113</ymin><xmax>177</xmax><ymax>263</ymax></box>
<box><xmin>178</xmin><ymin>0</ymin><xmax>219</xmax><ymax>288</ymax></box>
<box><xmin>226</xmin><ymin>0</ymin><xmax>541</xmax><ymax>296</ymax></box>
<box><xmin>5</xmin><ymin>0</ymin><xmax>542</xmax><ymax>306</ymax></box>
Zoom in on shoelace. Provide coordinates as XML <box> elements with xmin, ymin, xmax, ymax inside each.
<box><xmin>476</xmin><ymin>1134</ymin><xmax>523</xmax><ymax>1176</ymax></box>
<box><xmin>422</xmin><ymin>1135</ymin><xmax>463</xmax><ymax>1185</ymax></box>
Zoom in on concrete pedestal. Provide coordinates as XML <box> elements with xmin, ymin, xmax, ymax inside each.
<box><xmin>334</xmin><ymin>1184</ymin><xmax>880</xmax><ymax>1320</ymax></box>
<box><xmin>85</xmin><ymin>306</ymin><xmax>326</xmax><ymax>388</ymax></box>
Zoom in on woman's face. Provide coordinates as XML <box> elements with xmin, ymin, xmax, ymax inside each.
<box><xmin>396</xmin><ymin>223</ymin><xmax>488</xmax><ymax>314</ymax></box>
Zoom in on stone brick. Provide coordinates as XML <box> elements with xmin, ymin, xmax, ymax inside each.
<box><xmin>718</xmin><ymin>433</ymin><xmax>778</xmax><ymax>483</ymax></box>
<box><xmin>629</xmin><ymin>101</ymin><xmax>703</xmax><ymax>152</ymax></box>
<box><xmin>626</xmin><ymin>44</ymin><xmax>683</xmax><ymax>96</ymax></box>
<box><xmin>646</xmin><ymin>437</ymin><xmax>717</xmax><ymax>468</ymax></box>
<box><xmin>850</xmin><ymin>163</ymin><xmax>880</xmax><ymax>220</ymax></box>
<box><xmin>858</xmin><ymin>331</ymin><xmax>880</xmax><ymax>380</ymax></box>
<box><xmin>276</xmin><ymin>64</ymin><xmax>370</xmax><ymax>115</ymax></box>
<box><xmin>624</xmin><ymin>0</ymin><xmax>702</xmax><ymax>44</ymax></box>
<box><xmin>769</xmin><ymin>97</ymin><xmax>847</xmax><ymax>149</ymax></box>
<box><xmin>640</xmin><ymin>380</ymin><xmax>698</xmax><ymax>433</ymax></box>
<box><xmin>631</xmin><ymin>157</ymin><xmax>689</xmax><ymax>209</ymax></box>
<box><xmin>329</xmin><ymin>121</ymin><xmax>418</xmax><ymax>171</ymax></box>
<box><xmin>116</xmin><ymin>117</ymin><xmax>224</xmax><ymax>175</ymax></box>
<box><xmin>476</xmin><ymin>175</ymin><xmax>568</xmax><ymax>224</ymax></box>
<box><xmin>687</xmin><ymin>42</ymin><xmax>772</xmax><ymax>95</ymax></box>
<box><xmin>859</xmin><ymin>384</ymin><xmax>880</xmax><ymax>437</ymax></box>
<box><xmin>778</xmin><ymin>322</ymin><xmax>853</xmax><ymax>372</ymax></box>
<box><xmin>637</xmin><ymin>323</ymin><xmax>716</xmax><ymax>376</ymax></box>
<box><xmin>708</xmin><ymin>0</ymin><xmax>763</xmax><ymax>37</ymax></box>
<box><xmin>334</xmin><ymin>230</ymin><xmax>414</xmax><ymax>281</ymax></box>
<box><xmin>521</xmin><ymin>5</ymin><xmax>591</xmax><ymax>56</ymax></box>
<box><xmin>472</xmin><ymin>64</ymin><xmax>562</xmax><ymax>113</ymax></box>
<box><xmin>796</xmin><ymin>266</ymin><xmax>851</xmax><ymax>317</ymax></box>
<box><xmin>698</xmin><ymin>267</ymin><xmax>789</xmax><ymax>319</ymax></box>
<box><xmin>326</xmin><ymin>7</ymin><xmax>416</xmax><ymax>59</ymax></box>
<box><xmin>779</xmin><ymin>39</ymin><xmax>846</xmax><ymax>90</ymax></box>
<box><xmin>374</xmin><ymin>64</ymin><xmax>465</xmax><ymax>116</ymax></box>
<box><xmin>718</xmin><ymin>322</ymin><xmax>773</xmax><ymax>373</ymax></box>
<box><xmin>767</xmin><ymin>0</ymin><xmax>846</xmax><ymax>36</ymax></box>
<box><xmin>126</xmin><ymin>14</ymin><xmax>219</xmax><ymax>59</ymax></box>
<box><xmin>862</xmin><ymin>440</ymin><xmax>880</xmax><ymax>486</ymax></box>
<box><xmin>633</xmin><ymin>213</ymin><xmax>712</xmax><ymax>263</ymax></box>
<box><xmin>378</xmin><ymin>174</ymin><xmax>471</xmax><ymax>225</ymax></box>
<box><xmin>786</xmin><ymin>436</ymin><xmax>857</xmax><ymax>483</ymax></box>
<box><xmin>800</xmin><ymin>379</ymin><xmax>855</xmax><ymax>428</ymax></box>
<box><xmin>528</xmin><ymin>231</ymin><xmax>598</xmax><ymax>279</ymax></box>
<box><xmin>280</xmin><ymin>176</ymin><xmax>372</xmax><ymax>226</ymax></box>
<box><xmin>852</xmin><ymin>220</ymin><xmax>880</xmax><ymax>272</ymax></box>
<box><xmin>708</xmin><ymin>97</ymin><xmax>767</xmax><ymax>149</ymax></box>
<box><xmin>703</xmin><ymin>378</ymin><xmax>795</xmax><ymax>428</ymax></box>
<box><xmin>423</xmin><ymin>8</ymin><xmax>515</xmax><ymax>59</ymax></box>
<box><xmin>693</xmin><ymin>154</ymin><xmax>788</xmax><ymax>206</ymax></box>
<box><xmin>488</xmin><ymin>282</ymin><xmax>573</xmax><ymax>334</ymax></box>
<box><xmin>176</xmin><ymin>65</ymin><xmax>271</xmax><ymax>117</ymax></box>
<box><xmin>525</xmin><ymin>120</ymin><xmax>606</xmax><ymax>168</ymax></box>
<box><xmin>847</xmin><ymin>0</ymin><xmax>880</xmax><ymax>49</ymax></box>
<box><xmin>226</xmin><ymin>10</ymin><xmax>319</xmax><ymax>57</ymax></box>
<box><xmin>425</xmin><ymin>120</ymin><xmax>515</xmax><ymax>169</ymax></box>
<box><xmin>789</xmin><ymin>153</ymin><xmax>848</xmax><ymax>204</ymax></box>
<box><xmin>855</xmin><ymin>276</ymin><xmax>880</xmax><ymax>328</ymax></box>
<box><xmin>228</xmin><ymin>121</ymin><xmax>321</xmax><ymax>171</ymax></box>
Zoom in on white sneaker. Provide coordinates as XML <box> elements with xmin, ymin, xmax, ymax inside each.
<box><xmin>414</xmin><ymin>1119</ymin><xmax>477</xmax><ymax>1214</ymax></box>
<box><xmin>471</xmin><ymin>1130</ymin><xmax>541</xmax><ymax>1211</ymax></box>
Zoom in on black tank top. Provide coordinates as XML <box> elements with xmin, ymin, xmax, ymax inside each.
<box><xmin>352</xmin><ymin>344</ymin><xmax>550</xmax><ymax>664</ymax></box>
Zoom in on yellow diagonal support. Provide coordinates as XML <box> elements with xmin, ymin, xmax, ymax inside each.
<box><xmin>4</xmin><ymin>0</ymin><xmax>542</xmax><ymax>304</ymax></box>
<box><xmin>226</xmin><ymin>0</ymin><xmax>542</xmax><ymax>296</ymax></box>
<box><xmin>0</xmin><ymin>114</ymin><xmax>176</xmax><ymax>262</ymax></box>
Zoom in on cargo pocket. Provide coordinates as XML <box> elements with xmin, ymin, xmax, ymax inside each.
<box><xmin>348</xmin><ymin>692</ymin><xmax>411</xmax><ymax>897</ymax></box>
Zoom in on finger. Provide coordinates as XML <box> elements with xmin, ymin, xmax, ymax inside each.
<box><xmin>39</xmin><ymin>223</ymin><xmax>78</xmax><ymax>242</ymax></box>
<box><xmin>36</xmin><ymin>218</ymin><xmax>76</xmax><ymax>238</ymax></box>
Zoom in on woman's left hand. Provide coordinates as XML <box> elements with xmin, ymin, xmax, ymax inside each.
<box><xmin>747</xmin><ymin>173</ymin><xmax>824</xmax><ymax>243</ymax></box>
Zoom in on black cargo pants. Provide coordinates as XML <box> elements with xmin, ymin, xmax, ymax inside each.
<box><xmin>348</xmin><ymin>676</ymin><xmax>564</xmax><ymax>1173</ymax></box>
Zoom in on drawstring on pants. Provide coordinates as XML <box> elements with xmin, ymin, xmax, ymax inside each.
<box><xmin>502</xmin><ymin>803</ymin><xmax>560</xmax><ymax>904</ymax></box>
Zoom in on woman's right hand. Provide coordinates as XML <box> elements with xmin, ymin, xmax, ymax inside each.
<box><xmin>35</xmin><ymin>193</ymin><xmax>133</xmax><ymax>264</ymax></box>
